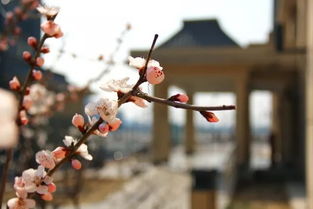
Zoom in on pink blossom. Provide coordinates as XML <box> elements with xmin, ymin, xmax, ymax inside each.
<box><xmin>71</xmin><ymin>159</ymin><xmax>82</xmax><ymax>170</ymax></box>
<box><xmin>128</xmin><ymin>56</ymin><xmax>162</xmax><ymax>71</ymax></box>
<box><xmin>128</xmin><ymin>56</ymin><xmax>146</xmax><ymax>70</ymax></box>
<box><xmin>35</xmin><ymin>150</ymin><xmax>55</xmax><ymax>169</ymax></box>
<box><xmin>7</xmin><ymin>197</ymin><xmax>36</xmax><ymax>209</ymax></box>
<box><xmin>72</xmin><ymin>113</ymin><xmax>85</xmax><ymax>128</ymax></box>
<box><xmin>9</xmin><ymin>76</ymin><xmax>21</xmax><ymax>90</ymax></box>
<box><xmin>40</xmin><ymin>21</ymin><xmax>63</xmax><ymax>38</ymax></box>
<box><xmin>100</xmin><ymin>77</ymin><xmax>133</xmax><ymax>93</ymax></box>
<box><xmin>146</xmin><ymin>66</ymin><xmax>165</xmax><ymax>85</ymax></box>
<box><xmin>85</xmin><ymin>98</ymin><xmax>118</xmax><ymax>124</ymax></box>
<box><xmin>52</xmin><ymin>147</ymin><xmax>66</xmax><ymax>161</ymax></box>
<box><xmin>32</xmin><ymin>70</ymin><xmax>42</xmax><ymax>80</ymax></box>
<box><xmin>22</xmin><ymin>166</ymin><xmax>49</xmax><ymax>194</ymax></box>
<box><xmin>63</xmin><ymin>136</ymin><xmax>93</xmax><ymax>160</ymax></box>
<box><xmin>36</xmin><ymin>5</ymin><xmax>59</xmax><ymax>18</ymax></box>
<box><xmin>129</xmin><ymin>96</ymin><xmax>147</xmax><ymax>108</ymax></box>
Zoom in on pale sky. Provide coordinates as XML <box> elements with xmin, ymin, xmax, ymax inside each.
<box><xmin>41</xmin><ymin>0</ymin><xmax>273</xmax><ymax>128</ymax></box>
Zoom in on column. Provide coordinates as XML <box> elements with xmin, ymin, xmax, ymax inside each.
<box><xmin>306</xmin><ymin>0</ymin><xmax>313</xmax><ymax>207</ymax></box>
<box><xmin>235</xmin><ymin>75</ymin><xmax>250</xmax><ymax>169</ymax></box>
<box><xmin>152</xmin><ymin>82</ymin><xmax>171</xmax><ymax>163</ymax></box>
<box><xmin>271</xmin><ymin>91</ymin><xmax>283</xmax><ymax>167</ymax></box>
<box><xmin>185</xmin><ymin>92</ymin><xmax>195</xmax><ymax>154</ymax></box>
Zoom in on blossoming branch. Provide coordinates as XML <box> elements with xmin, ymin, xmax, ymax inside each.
<box><xmin>3</xmin><ymin>8</ymin><xmax>236</xmax><ymax>209</ymax></box>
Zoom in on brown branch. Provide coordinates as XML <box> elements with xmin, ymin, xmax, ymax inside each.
<box><xmin>47</xmin><ymin>34</ymin><xmax>160</xmax><ymax>176</ymax></box>
<box><xmin>118</xmin><ymin>34</ymin><xmax>158</xmax><ymax>106</ymax></box>
<box><xmin>135</xmin><ymin>90</ymin><xmax>236</xmax><ymax>111</ymax></box>
<box><xmin>0</xmin><ymin>15</ymin><xmax>58</xmax><ymax>208</ymax></box>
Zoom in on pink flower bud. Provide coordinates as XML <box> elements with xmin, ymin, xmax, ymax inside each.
<box><xmin>13</xmin><ymin>27</ymin><xmax>21</xmax><ymax>36</ymax></box>
<box><xmin>27</xmin><ymin>36</ymin><xmax>37</xmax><ymax>48</ymax></box>
<box><xmin>25</xmin><ymin>87</ymin><xmax>30</xmax><ymax>95</ymax></box>
<box><xmin>168</xmin><ymin>94</ymin><xmax>189</xmax><ymax>103</ymax></box>
<box><xmin>20</xmin><ymin>110</ymin><xmax>29</xmax><ymax>125</ymax></box>
<box><xmin>41</xmin><ymin>46</ymin><xmax>50</xmax><ymax>54</ymax></box>
<box><xmin>41</xmin><ymin>193</ymin><xmax>53</xmax><ymax>201</ymax></box>
<box><xmin>22</xmin><ymin>51</ymin><xmax>32</xmax><ymax>62</ymax></box>
<box><xmin>200</xmin><ymin>111</ymin><xmax>219</xmax><ymax>123</ymax></box>
<box><xmin>14</xmin><ymin>7</ymin><xmax>22</xmax><ymax>17</ymax></box>
<box><xmin>146</xmin><ymin>66</ymin><xmax>165</xmax><ymax>85</ymax></box>
<box><xmin>48</xmin><ymin>183</ymin><xmax>56</xmax><ymax>193</ymax></box>
<box><xmin>98</xmin><ymin>123</ymin><xmax>109</xmax><ymax>134</ymax></box>
<box><xmin>41</xmin><ymin>21</ymin><xmax>63</xmax><ymax>38</ymax></box>
<box><xmin>9</xmin><ymin>76</ymin><xmax>20</xmax><ymax>90</ymax></box>
<box><xmin>5</xmin><ymin>12</ymin><xmax>14</xmax><ymax>22</ymax></box>
<box><xmin>72</xmin><ymin>114</ymin><xmax>85</xmax><ymax>128</ymax></box>
<box><xmin>32</xmin><ymin>70</ymin><xmax>42</xmax><ymax>80</ymax></box>
<box><xmin>23</xmin><ymin>96</ymin><xmax>32</xmax><ymax>110</ymax></box>
<box><xmin>36</xmin><ymin>57</ymin><xmax>44</xmax><ymax>67</ymax></box>
<box><xmin>52</xmin><ymin>147</ymin><xmax>66</xmax><ymax>160</ymax></box>
<box><xmin>71</xmin><ymin>159</ymin><xmax>82</xmax><ymax>170</ymax></box>
<box><xmin>109</xmin><ymin>118</ymin><xmax>122</xmax><ymax>132</ymax></box>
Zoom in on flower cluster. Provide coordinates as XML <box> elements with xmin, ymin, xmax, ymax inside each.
<box><xmin>3</xmin><ymin>7</ymin><xmax>235</xmax><ymax>207</ymax></box>
<box><xmin>0</xmin><ymin>0</ymin><xmax>39</xmax><ymax>51</ymax></box>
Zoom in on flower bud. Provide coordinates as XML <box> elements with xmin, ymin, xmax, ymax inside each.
<box><xmin>72</xmin><ymin>114</ymin><xmax>85</xmax><ymax>128</ymax></box>
<box><xmin>22</xmin><ymin>51</ymin><xmax>32</xmax><ymax>62</ymax></box>
<box><xmin>48</xmin><ymin>183</ymin><xmax>56</xmax><ymax>193</ymax></box>
<box><xmin>27</xmin><ymin>36</ymin><xmax>37</xmax><ymax>48</ymax></box>
<box><xmin>98</xmin><ymin>123</ymin><xmax>109</xmax><ymax>134</ymax></box>
<box><xmin>168</xmin><ymin>94</ymin><xmax>189</xmax><ymax>103</ymax></box>
<box><xmin>22</xmin><ymin>96</ymin><xmax>32</xmax><ymax>110</ymax></box>
<box><xmin>41</xmin><ymin>193</ymin><xmax>53</xmax><ymax>201</ymax></box>
<box><xmin>32</xmin><ymin>70</ymin><xmax>42</xmax><ymax>80</ymax></box>
<box><xmin>71</xmin><ymin>159</ymin><xmax>82</xmax><ymax>170</ymax></box>
<box><xmin>9</xmin><ymin>76</ymin><xmax>20</xmax><ymax>90</ymax></box>
<box><xmin>36</xmin><ymin>57</ymin><xmax>44</xmax><ymax>67</ymax></box>
<box><xmin>108</xmin><ymin>118</ymin><xmax>122</xmax><ymax>131</ymax></box>
<box><xmin>146</xmin><ymin>66</ymin><xmax>165</xmax><ymax>85</ymax></box>
<box><xmin>41</xmin><ymin>46</ymin><xmax>50</xmax><ymax>54</ymax></box>
<box><xmin>20</xmin><ymin>110</ymin><xmax>29</xmax><ymax>125</ymax></box>
<box><xmin>199</xmin><ymin>111</ymin><xmax>219</xmax><ymax>123</ymax></box>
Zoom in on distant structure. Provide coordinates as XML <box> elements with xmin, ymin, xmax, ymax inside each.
<box><xmin>131</xmin><ymin>0</ymin><xmax>313</xmax><ymax>206</ymax></box>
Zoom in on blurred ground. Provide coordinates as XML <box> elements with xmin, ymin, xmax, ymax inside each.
<box><xmin>228</xmin><ymin>182</ymin><xmax>291</xmax><ymax>209</ymax></box>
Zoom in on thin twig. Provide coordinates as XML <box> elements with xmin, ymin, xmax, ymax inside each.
<box><xmin>47</xmin><ymin>35</ymin><xmax>159</xmax><ymax>176</ymax></box>
<box><xmin>136</xmin><ymin>90</ymin><xmax>236</xmax><ymax>111</ymax></box>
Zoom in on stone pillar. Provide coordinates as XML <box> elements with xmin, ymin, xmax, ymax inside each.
<box><xmin>271</xmin><ymin>91</ymin><xmax>283</xmax><ymax>167</ymax></box>
<box><xmin>185</xmin><ymin>92</ymin><xmax>195</xmax><ymax>154</ymax></box>
<box><xmin>235</xmin><ymin>75</ymin><xmax>250</xmax><ymax>169</ymax></box>
<box><xmin>152</xmin><ymin>82</ymin><xmax>171</xmax><ymax>163</ymax></box>
<box><xmin>306</xmin><ymin>1</ymin><xmax>313</xmax><ymax>207</ymax></box>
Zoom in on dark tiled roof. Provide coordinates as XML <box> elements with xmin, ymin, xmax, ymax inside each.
<box><xmin>160</xmin><ymin>19</ymin><xmax>239</xmax><ymax>48</ymax></box>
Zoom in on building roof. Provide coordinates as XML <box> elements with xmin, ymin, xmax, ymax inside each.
<box><xmin>159</xmin><ymin>19</ymin><xmax>239</xmax><ymax>48</ymax></box>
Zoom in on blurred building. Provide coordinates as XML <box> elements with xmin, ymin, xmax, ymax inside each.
<box><xmin>132</xmin><ymin>0</ymin><xmax>313</xmax><ymax>208</ymax></box>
